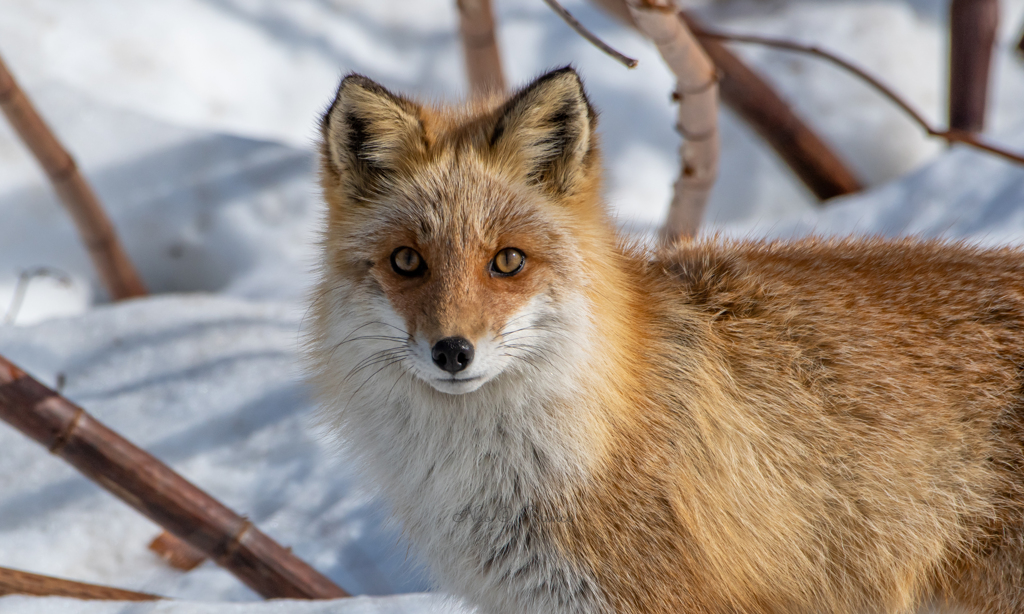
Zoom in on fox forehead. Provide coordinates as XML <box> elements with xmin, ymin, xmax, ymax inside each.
<box><xmin>336</xmin><ymin>155</ymin><xmax>570</xmax><ymax>261</ymax></box>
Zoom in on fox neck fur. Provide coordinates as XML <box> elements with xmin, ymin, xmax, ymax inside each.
<box><xmin>308</xmin><ymin>67</ymin><xmax>1024</xmax><ymax>614</ymax></box>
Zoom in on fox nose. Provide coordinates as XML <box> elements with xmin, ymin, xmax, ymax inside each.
<box><xmin>431</xmin><ymin>337</ymin><xmax>474</xmax><ymax>374</ymax></box>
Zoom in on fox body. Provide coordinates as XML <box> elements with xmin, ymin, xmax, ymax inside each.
<box><xmin>307</xmin><ymin>68</ymin><xmax>1024</xmax><ymax>614</ymax></box>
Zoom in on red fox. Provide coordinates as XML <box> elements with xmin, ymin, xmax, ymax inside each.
<box><xmin>306</xmin><ymin>67</ymin><xmax>1024</xmax><ymax>614</ymax></box>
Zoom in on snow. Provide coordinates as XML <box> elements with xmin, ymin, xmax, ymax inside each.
<box><xmin>1</xmin><ymin>0</ymin><xmax>1024</xmax><ymax>612</ymax></box>
<box><xmin>0</xmin><ymin>594</ymin><xmax>471</xmax><ymax>614</ymax></box>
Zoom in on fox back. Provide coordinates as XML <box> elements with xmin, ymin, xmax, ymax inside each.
<box><xmin>307</xmin><ymin>68</ymin><xmax>1024</xmax><ymax>614</ymax></box>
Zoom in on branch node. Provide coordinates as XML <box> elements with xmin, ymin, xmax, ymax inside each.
<box><xmin>48</xmin><ymin>405</ymin><xmax>84</xmax><ymax>455</ymax></box>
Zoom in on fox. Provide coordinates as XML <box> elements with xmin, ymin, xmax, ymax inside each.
<box><xmin>306</xmin><ymin>66</ymin><xmax>1024</xmax><ymax>614</ymax></box>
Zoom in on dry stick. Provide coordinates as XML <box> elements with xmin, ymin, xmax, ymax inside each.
<box><xmin>0</xmin><ymin>55</ymin><xmax>147</xmax><ymax>301</ymax></box>
<box><xmin>0</xmin><ymin>355</ymin><xmax>350</xmax><ymax>600</ymax></box>
<box><xmin>693</xmin><ymin>29</ymin><xmax>1024</xmax><ymax>167</ymax></box>
<box><xmin>949</xmin><ymin>0</ymin><xmax>999</xmax><ymax>132</ymax></box>
<box><xmin>626</xmin><ymin>0</ymin><xmax>719</xmax><ymax>241</ymax></box>
<box><xmin>542</xmin><ymin>0</ymin><xmax>638</xmax><ymax>68</ymax></box>
<box><xmin>0</xmin><ymin>566</ymin><xmax>161</xmax><ymax>601</ymax></box>
<box><xmin>457</xmin><ymin>0</ymin><xmax>507</xmax><ymax>100</ymax></box>
<box><xmin>587</xmin><ymin>0</ymin><xmax>861</xmax><ymax>201</ymax></box>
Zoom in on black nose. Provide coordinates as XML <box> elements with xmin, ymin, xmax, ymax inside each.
<box><xmin>432</xmin><ymin>337</ymin><xmax>474</xmax><ymax>374</ymax></box>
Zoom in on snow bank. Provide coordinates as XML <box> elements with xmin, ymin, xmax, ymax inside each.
<box><xmin>0</xmin><ymin>594</ymin><xmax>472</xmax><ymax>614</ymax></box>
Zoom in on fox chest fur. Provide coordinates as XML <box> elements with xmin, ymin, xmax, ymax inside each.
<box><xmin>306</xmin><ymin>68</ymin><xmax>1024</xmax><ymax>614</ymax></box>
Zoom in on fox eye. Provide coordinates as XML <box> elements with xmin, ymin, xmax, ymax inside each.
<box><xmin>492</xmin><ymin>248</ymin><xmax>525</xmax><ymax>277</ymax></box>
<box><xmin>391</xmin><ymin>247</ymin><xmax>426</xmax><ymax>277</ymax></box>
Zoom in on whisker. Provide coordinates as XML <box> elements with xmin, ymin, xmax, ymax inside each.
<box><xmin>341</xmin><ymin>349</ymin><xmax>411</xmax><ymax>385</ymax></box>
<box><xmin>350</xmin><ymin>358</ymin><xmax>408</xmax><ymax>399</ymax></box>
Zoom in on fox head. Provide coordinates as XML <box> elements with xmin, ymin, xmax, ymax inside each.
<box><xmin>313</xmin><ymin>67</ymin><xmax>620</xmax><ymax>399</ymax></box>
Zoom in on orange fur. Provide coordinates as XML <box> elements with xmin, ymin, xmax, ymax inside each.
<box><xmin>308</xmin><ymin>69</ymin><xmax>1024</xmax><ymax>614</ymax></box>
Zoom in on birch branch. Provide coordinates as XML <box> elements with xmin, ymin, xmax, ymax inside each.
<box><xmin>0</xmin><ymin>566</ymin><xmax>160</xmax><ymax>601</ymax></box>
<box><xmin>949</xmin><ymin>0</ymin><xmax>999</xmax><ymax>132</ymax></box>
<box><xmin>0</xmin><ymin>54</ymin><xmax>147</xmax><ymax>301</ymax></box>
<box><xmin>626</xmin><ymin>0</ymin><xmax>719</xmax><ymax>241</ymax></box>
<box><xmin>457</xmin><ymin>0</ymin><xmax>507</xmax><ymax>100</ymax></box>
<box><xmin>0</xmin><ymin>354</ymin><xmax>350</xmax><ymax>600</ymax></box>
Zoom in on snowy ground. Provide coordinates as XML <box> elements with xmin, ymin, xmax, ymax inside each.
<box><xmin>1</xmin><ymin>0</ymin><xmax>1024</xmax><ymax>612</ymax></box>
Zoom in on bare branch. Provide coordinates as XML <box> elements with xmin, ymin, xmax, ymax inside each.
<box><xmin>0</xmin><ymin>566</ymin><xmax>160</xmax><ymax>601</ymax></box>
<box><xmin>692</xmin><ymin>27</ymin><xmax>1024</xmax><ymax>167</ymax></box>
<box><xmin>626</xmin><ymin>0</ymin><xmax>720</xmax><ymax>241</ymax></box>
<box><xmin>542</xmin><ymin>0</ymin><xmax>638</xmax><ymax>68</ymax></box>
<box><xmin>588</xmin><ymin>0</ymin><xmax>861</xmax><ymax>202</ymax></box>
<box><xmin>0</xmin><ymin>354</ymin><xmax>350</xmax><ymax>600</ymax></box>
<box><xmin>679</xmin><ymin>12</ymin><xmax>861</xmax><ymax>200</ymax></box>
<box><xmin>0</xmin><ymin>54</ymin><xmax>147</xmax><ymax>301</ymax></box>
<box><xmin>457</xmin><ymin>0</ymin><xmax>507</xmax><ymax>100</ymax></box>
<box><xmin>949</xmin><ymin>0</ymin><xmax>999</xmax><ymax>132</ymax></box>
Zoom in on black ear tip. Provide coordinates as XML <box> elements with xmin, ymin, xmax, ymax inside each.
<box><xmin>335</xmin><ymin>73</ymin><xmax>391</xmax><ymax>99</ymax></box>
<box><xmin>322</xmin><ymin>73</ymin><xmax>406</xmax><ymax>132</ymax></box>
<box><xmin>536</xmin><ymin>65</ymin><xmax>583</xmax><ymax>88</ymax></box>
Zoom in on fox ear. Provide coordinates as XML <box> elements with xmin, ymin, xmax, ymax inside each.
<box><xmin>489</xmin><ymin>67</ymin><xmax>596</xmax><ymax>194</ymax></box>
<box><xmin>321</xmin><ymin>74</ymin><xmax>426</xmax><ymax>185</ymax></box>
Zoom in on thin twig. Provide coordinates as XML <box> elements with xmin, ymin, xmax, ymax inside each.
<box><xmin>4</xmin><ymin>267</ymin><xmax>72</xmax><ymax>325</ymax></box>
<box><xmin>692</xmin><ymin>27</ymin><xmax>1024</xmax><ymax>167</ymax></box>
<box><xmin>542</xmin><ymin>0</ymin><xmax>638</xmax><ymax>68</ymax></box>
<box><xmin>0</xmin><ymin>566</ymin><xmax>161</xmax><ymax>601</ymax></box>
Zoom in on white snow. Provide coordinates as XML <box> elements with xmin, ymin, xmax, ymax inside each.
<box><xmin>1</xmin><ymin>0</ymin><xmax>1024</xmax><ymax>612</ymax></box>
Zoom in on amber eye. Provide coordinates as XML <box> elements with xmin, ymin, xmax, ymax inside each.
<box><xmin>390</xmin><ymin>247</ymin><xmax>426</xmax><ymax>277</ymax></box>
<box><xmin>491</xmin><ymin>248</ymin><xmax>525</xmax><ymax>277</ymax></box>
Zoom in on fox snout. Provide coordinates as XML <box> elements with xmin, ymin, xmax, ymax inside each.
<box><xmin>431</xmin><ymin>337</ymin><xmax>474</xmax><ymax>373</ymax></box>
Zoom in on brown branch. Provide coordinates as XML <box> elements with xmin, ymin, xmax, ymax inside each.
<box><xmin>542</xmin><ymin>0</ymin><xmax>638</xmax><ymax>68</ymax></box>
<box><xmin>0</xmin><ymin>354</ymin><xmax>350</xmax><ymax>600</ymax></box>
<box><xmin>0</xmin><ymin>566</ymin><xmax>160</xmax><ymax>601</ymax></box>
<box><xmin>587</xmin><ymin>0</ymin><xmax>861</xmax><ymax>201</ymax></box>
<box><xmin>949</xmin><ymin>0</ymin><xmax>999</xmax><ymax>132</ymax></box>
<box><xmin>1018</xmin><ymin>21</ymin><xmax>1024</xmax><ymax>55</ymax></box>
<box><xmin>457</xmin><ymin>0</ymin><xmax>507</xmax><ymax>100</ymax></box>
<box><xmin>692</xmin><ymin>28</ymin><xmax>1024</xmax><ymax>167</ymax></box>
<box><xmin>0</xmin><ymin>54</ymin><xmax>147</xmax><ymax>301</ymax></box>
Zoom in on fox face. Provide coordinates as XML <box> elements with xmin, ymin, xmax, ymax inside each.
<box><xmin>314</xmin><ymin>68</ymin><xmax>608</xmax><ymax>397</ymax></box>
